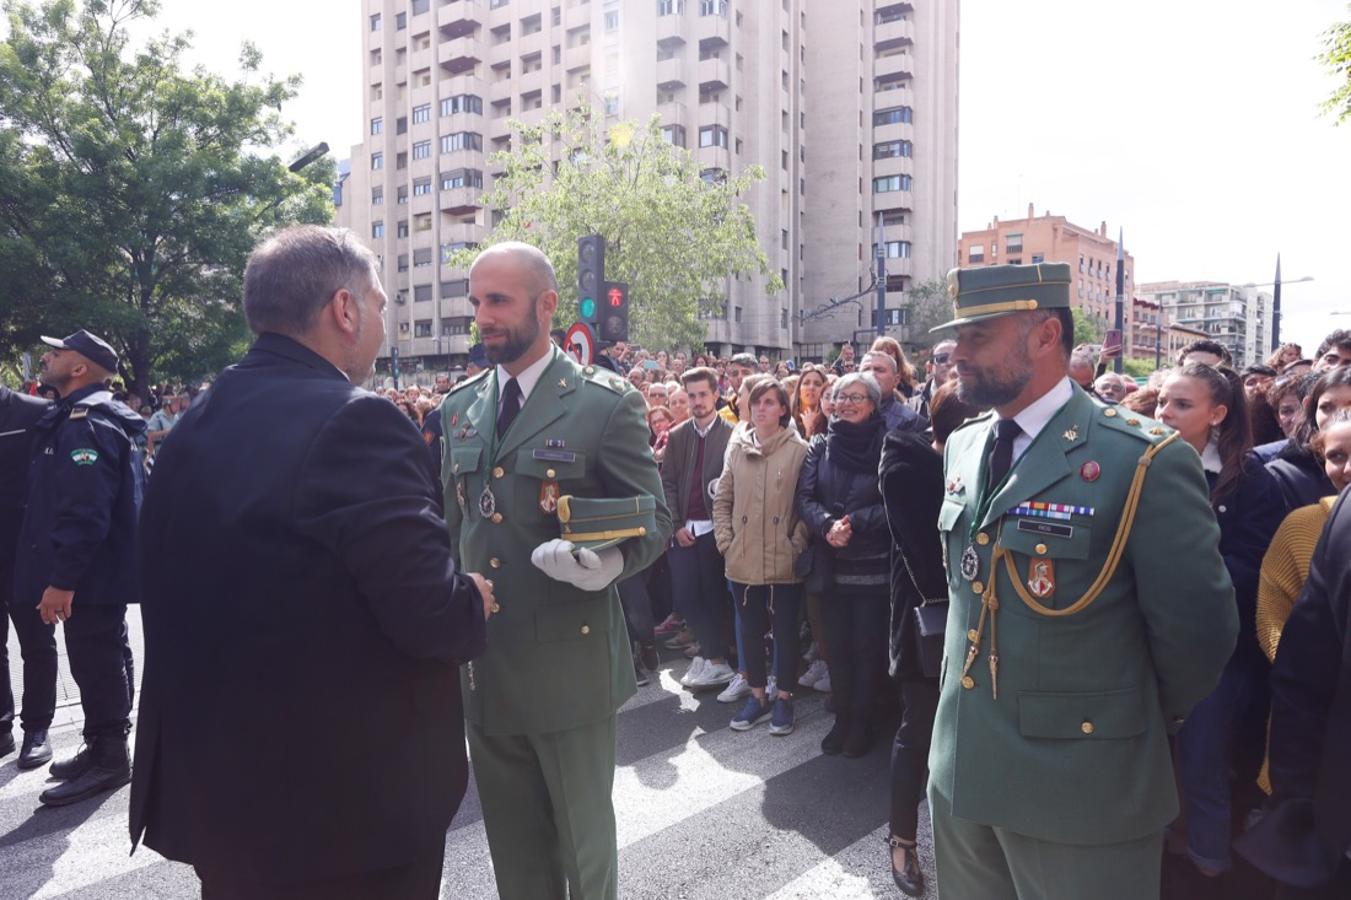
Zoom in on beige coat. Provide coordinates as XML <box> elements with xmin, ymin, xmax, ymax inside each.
<box><xmin>712</xmin><ymin>424</ymin><xmax>810</xmax><ymax>585</ymax></box>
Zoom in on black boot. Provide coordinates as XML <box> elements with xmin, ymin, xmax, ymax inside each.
<box><xmin>17</xmin><ymin>729</ymin><xmax>52</xmax><ymax>770</ymax></box>
<box><xmin>49</xmin><ymin>742</ymin><xmax>95</xmax><ymax>781</ymax></box>
<box><xmin>842</xmin><ymin>720</ymin><xmax>873</xmax><ymax>758</ymax></box>
<box><xmin>0</xmin><ymin>730</ymin><xmax>13</xmax><ymax>758</ymax></box>
<box><xmin>889</xmin><ymin>835</ymin><xmax>925</xmax><ymax>896</ymax></box>
<box><xmin>821</xmin><ymin>716</ymin><xmax>850</xmax><ymax>755</ymax></box>
<box><xmin>40</xmin><ymin>736</ymin><xmax>130</xmax><ymax>807</ymax></box>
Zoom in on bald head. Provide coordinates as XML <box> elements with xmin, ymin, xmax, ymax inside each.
<box><xmin>470</xmin><ymin>241</ymin><xmax>558</xmax><ymax>298</ymax></box>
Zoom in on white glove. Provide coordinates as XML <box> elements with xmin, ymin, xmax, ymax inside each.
<box><xmin>530</xmin><ymin>539</ymin><xmax>624</xmax><ymax>592</ymax></box>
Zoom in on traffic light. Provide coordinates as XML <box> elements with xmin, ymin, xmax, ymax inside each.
<box><xmin>577</xmin><ymin>234</ymin><xmax>605</xmax><ymax>328</ymax></box>
<box><xmin>599</xmin><ymin>281</ymin><xmax>629</xmax><ymax>343</ymax></box>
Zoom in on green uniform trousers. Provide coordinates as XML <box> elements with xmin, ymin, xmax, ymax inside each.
<box><xmin>930</xmin><ymin>785</ymin><xmax>1163</xmax><ymax>900</ymax></box>
<box><xmin>467</xmin><ymin>715</ymin><xmax>618</xmax><ymax>900</ymax></box>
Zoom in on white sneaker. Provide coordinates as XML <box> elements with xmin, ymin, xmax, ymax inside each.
<box><xmin>680</xmin><ymin>656</ymin><xmax>708</xmax><ymax>687</ymax></box>
<box><xmin>689</xmin><ymin>660</ymin><xmax>736</xmax><ymax>689</ymax></box>
<box><xmin>799</xmin><ymin>659</ymin><xmax>827</xmax><ymax>688</ymax></box>
<box><xmin>812</xmin><ymin>669</ymin><xmax>831</xmax><ymax>693</ymax></box>
<box><xmin>766</xmin><ymin>675</ymin><xmax>778</xmax><ymax>701</ymax></box>
<box><xmin>717</xmin><ymin>672</ymin><xmax>751</xmax><ymax>703</ymax></box>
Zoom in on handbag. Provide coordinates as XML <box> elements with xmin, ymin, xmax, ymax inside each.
<box><xmin>794</xmin><ymin>539</ymin><xmax>833</xmax><ymax>594</ymax></box>
<box><xmin>910</xmin><ymin>602</ymin><xmax>948</xmax><ymax>679</ymax></box>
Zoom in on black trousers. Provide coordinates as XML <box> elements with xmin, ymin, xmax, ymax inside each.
<box><xmin>890</xmin><ymin>679</ymin><xmax>939</xmax><ymax>840</ymax></box>
<box><xmin>617</xmin><ymin>572</ymin><xmax>655</xmax><ymax>644</ymax></box>
<box><xmin>821</xmin><ymin>585</ymin><xmax>889</xmax><ymax>722</ymax></box>
<box><xmin>733</xmin><ymin>582</ymin><xmax>802</xmax><ymax>693</ymax></box>
<box><xmin>65</xmin><ymin>603</ymin><xmax>132</xmax><ymax>740</ymax></box>
<box><xmin>1</xmin><ymin>599</ymin><xmax>58</xmax><ymax>734</ymax></box>
<box><xmin>197</xmin><ymin>845</ymin><xmax>445</xmax><ymax>900</ymax></box>
<box><xmin>670</xmin><ymin>531</ymin><xmax>729</xmax><ymax>660</ymax></box>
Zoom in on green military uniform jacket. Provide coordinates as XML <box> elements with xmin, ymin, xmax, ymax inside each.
<box><xmin>439</xmin><ymin>347</ymin><xmax>672</xmax><ymax>736</ymax></box>
<box><xmin>930</xmin><ymin>383</ymin><xmax>1237</xmax><ymax>846</ymax></box>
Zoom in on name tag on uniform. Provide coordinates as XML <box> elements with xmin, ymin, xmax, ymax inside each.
<box><xmin>532</xmin><ymin>449</ymin><xmax>577</xmax><ymax>463</ymax></box>
<box><xmin>1016</xmin><ymin>519</ymin><xmax>1074</xmax><ymax>539</ymax></box>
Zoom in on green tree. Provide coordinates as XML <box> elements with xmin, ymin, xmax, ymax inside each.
<box><xmin>1319</xmin><ymin>7</ymin><xmax>1351</xmax><ymax>124</ymax></box>
<box><xmin>1072</xmin><ymin>307</ymin><xmax>1106</xmax><ymax>348</ymax></box>
<box><xmin>455</xmin><ymin>105</ymin><xmax>781</xmax><ymax>350</ymax></box>
<box><xmin>899</xmin><ymin>279</ymin><xmax>953</xmax><ymax>351</ymax></box>
<box><xmin>1122</xmin><ymin>357</ymin><xmax>1157</xmax><ymax>380</ymax></box>
<box><xmin>0</xmin><ymin>0</ymin><xmax>334</xmax><ymax>394</ymax></box>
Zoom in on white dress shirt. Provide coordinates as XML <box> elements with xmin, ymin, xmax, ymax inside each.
<box><xmin>494</xmin><ymin>346</ymin><xmax>555</xmax><ymax>418</ymax></box>
<box><xmin>994</xmin><ymin>375</ymin><xmax>1075</xmax><ymax>465</ymax></box>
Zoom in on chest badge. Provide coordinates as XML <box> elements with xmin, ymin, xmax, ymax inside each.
<box><xmin>960</xmin><ymin>544</ymin><xmax>980</xmax><ymax>582</ymax></box>
<box><xmin>1028</xmin><ymin>558</ymin><xmax>1056</xmax><ymax>598</ymax></box>
<box><xmin>1062</xmin><ymin>426</ymin><xmax>1079</xmax><ymax>441</ymax></box>
<box><xmin>456</xmin><ymin>480</ymin><xmax>467</xmax><ymax>511</ymax></box>
<box><xmin>539</xmin><ymin>479</ymin><xmax>560</xmax><ymax>514</ymax></box>
<box><xmin>946</xmin><ymin>476</ymin><xmax>964</xmax><ymax>495</ymax></box>
<box><xmin>478</xmin><ymin>484</ymin><xmax>497</xmax><ymax>518</ymax></box>
<box><xmin>450</xmin><ymin>413</ymin><xmax>459</xmax><ymax>428</ymax></box>
<box><xmin>1079</xmin><ymin>460</ymin><xmax>1101</xmax><ymax>483</ymax></box>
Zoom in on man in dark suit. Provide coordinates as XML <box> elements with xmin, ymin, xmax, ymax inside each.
<box><xmin>0</xmin><ymin>384</ymin><xmax>55</xmax><ymax>768</ymax></box>
<box><xmin>130</xmin><ymin>225</ymin><xmax>493</xmax><ymax>899</ymax></box>
<box><xmin>1240</xmin><ymin>490</ymin><xmax>1351</xmax><ymax>897</ymax></box>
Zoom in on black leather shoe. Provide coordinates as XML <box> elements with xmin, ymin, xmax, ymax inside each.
<box><xmin>821</xmin><ymin>717</ymin><xmax>849</xmax><ymax>755</ymax></box>
<box><xmin>889</xmin><ymin>836</ymin><xmax>925</xmax><ymax>896</ymax></box>
<box><xmin>17</xmin><ymin>730</ymin><xmax>51</xmax><ymax>770</ymax></box>
<box><xmin>40</xmin><ymin>737</ymin><xmax>130</xmax><ymax>807</ymax></box>
<box><xmin>842</xmin><ymin>721</ymin><xmax>872</xmax><ymax>758</ymax></box>
<box><xmin>638</xmin><ymin>642</ymin><xmax>660</xmax><ymax>672</ymax></box>
<box><xmin>49</xmin><ymin>743</ymin><xmax>95</xmax><ymax>781</ymax></box>
<box><xmin>0</xmin><ymin>730</ymin><xmax>13</xmax><ymax>758</ymax></box>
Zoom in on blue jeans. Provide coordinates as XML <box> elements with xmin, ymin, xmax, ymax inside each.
<box><xmin>1176</xmin><ymin>660</ymin><xmax>1258</xmax><ymax>872</ymax></box>
<box><xmin>668</xmin><ymin>532</ymin><xmax>729</xmax><ymax>660</ymax></box>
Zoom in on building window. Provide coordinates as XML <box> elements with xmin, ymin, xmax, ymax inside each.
<box><xmin>872</xmin><ymin>106</ymin><xmax>913</xmax><ymax>126</ymax></box>
<box><xmin>370</xmin><ymin>117</ymin><xmax>383</xmax><ymax>135</ymax></box>
<box><xmin>397</xmin><ymin>253</ymin><xmax>409</xmax><ymax>272</ymax></box>
<box><xmin>413</xmin><ymin>177</ymin><xmax>432</xmax><ymax>196</ymax></box>
<box><xmin>397</xmin><ymin>185</ymin><xmax>408</xmax><ymax>204</ymax></box>
<box><xmin>441</xmin><ymin>131</ymin><xmax>484</xmax><ymax>153</ymax></box>
<box><xmin>370</xmin><ymin>13</ymin><xmax>381</xmax><ymax>31</ymax></box>
<box><xmin>412</xmin><ymin>0</ymin><xmax>429</xmax><ymax>14</ymax></box>
<box><xmin>414</xmin><ymin>320</ymin><xmax>433</xmax><ymax>338</ymax></box>
<box><xmin>604</xmin><ymin>9</ymin><xmax>619</xmax><ymax>31</ymax></box>
<box><xmin>661</xmin><ymin>124</ymin><xmax>686</xmax><ymax>147</ymax></box>
<box><xmin>657</xmin><ymin>0</ymin><xmax>684</xmax><ymax>14</ymax></box>
<box><xmin>396</xmin><ymin>116</ymin><xmax>407</xmax><ymax>135</ymax></box>
<box><xmin>441</xmin><ymin>94</ymin><xmax>484</xmax><ymax>116</ymax></box>
<box><xmin>884</xmin><ymin>240</ymin><xmax>912</xmax><ymax>259</ymax></box>
<box><xmin>441</xmin><ymin>278</ymin><xmax>469</xmax><ymax>295</ymax></box>
<box><xmin>440</xmin><ymin>169</ymin><xmax>484</xmax><ymax>190</ymax></box>
<box><xmin>412</xmin><ymin>103</ymin><xmax>431</xmax><ymax>124</ymax></box>
<box><xmin>371</xmin><ymin>220</ymin><xmax>385</xmax><ymax>238</ymax></box>
<box><xmin>412</xmin><ymin>140</ymin><xmax>431</xmax><ymax>159</ymax></box>
<box><xmin>698</xmin><ymin>124</ymin><xmax>728</xmax><ymax>148</ymax></box>
<box><xmin>397</xmin><ymin>220</ymin><xmax>410</xmax><ymax>238</ymax></box>
<box><xmin>414</xmin><ymin>250</ymin><xmax>433</xmax><ymax>270</ymax></box>
<box><xmin>372</xmin><ymin>186</ymin><xmax>384</xmax><ymax>205</ymax></box>
<box><xmin>872</xmin><ymin>139</ymin><xmax>912</xmax><ymax>159</ymax></box>
<box><xmin>968</xmin><ymin>245</ymin><xmax>984</xmax><ymax>263</ymax></box>
<box><xmin>872</xmin><ymin>174</ymin><xmax>912</xmax><ymax>193</ymax></box>
<box><xmin>699</xmin><ymin>0</ymin><xmax>727</xmax><ymax>16</ymax></box>
<box><xmin>1031</xmin><ymin>253</ymin><xmax>1045</xmax><ymax>264</ymax></box>
<box><xmin>370</xmin><ymin>152</ymin><xmax>384</xmax><ymax>170</ymax></box>
<box><xmin>1006</xmin><ymin>233</ymin><xmax>1023</xmax><ymax>253</ymax></box>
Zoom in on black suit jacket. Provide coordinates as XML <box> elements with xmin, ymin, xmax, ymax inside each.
<box><xmin>0</xmin><ymin>386</ymin><xmax>50</xmax><ymax>602</ymax></box>
<box><xmin>130</xmin><ymin>334</ymin><xmax>486</xmax><ymax>884</ymax></box>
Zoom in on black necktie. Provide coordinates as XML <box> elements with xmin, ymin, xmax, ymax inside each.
<box><xmin>496</xmin><ymin>377</ymin><xmax>522</xmax><ymax>438</ymax></box>
<box><xmin>987</xmin><ymin>418</ymin><xmax>1022</xmax><ymax>491</ymax></box>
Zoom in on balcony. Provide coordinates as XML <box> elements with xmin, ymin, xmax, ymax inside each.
<box><xmin>875</xmin><ymin>52</ymin><xmax>913</xmax><ymax>81</ymax></box>
<box><xmin>564</xmin><ymin>3</ymin><xmax>590</xmax><ymax>29</ymax></box>
<box><xmin>872</xmin><ymin>121</ymin><xmax>914</xmax><ymax>144</ymax></box>
<box><xmin>881</xmin><ymin>222</ymin><xmax>914</xmax><ymax>245</ymax></box>
<box><xmin>658</xmin><ymin>100</ymin><xmax>689</xmax><ymax>131</ymax></box>
<box><xmin>698</xmin><ymin>57</ymin><xmax>730</xmax><ymax>92</ymax></box>
<box><xmin>410</xmin><ymin>45</ymin><xmax>433</xmax><ymax>75</ymax></box>
<box><xmin>696</xmin><ymin>9</ymin><xmax>732</xmax><ymax>46</ymax></box>
<box><xmin>695</xmin><ymin>143</ymin><xmax>731</xmax><ymax>173</ymax></box>
<box><xmin>439</xmin><ymin>147</ymin><xmax>486</xmax><ymax>171</ymax></box>
<box><xmin>517</xmin><ymin>67</ymin><xmax>545</xmax><ymax>96</ymax></box>
<box><xmin>439</xmin><ymin>186</ymin><xmax>484</xmax><ymax>215</ymax></box>
<box><xmin>698</xmin><ymin>101</ymin><xmax>731</xmax><ymax>129</ymax></box>
<box><xmin>657</xmin><ymin>12</ymin><xmax>686</xmax><ymax>47</ymax></box>
<box><xmin>439</xmin><ymin>37</ymin><xmax>481</xmax><ymax>75</ymax></box>
<box><xmin>487</xmin><ymin>115</ymin><xmax>513</xmax><ymax>142</ymax></box>
<box><xmin>656</xmin><ymin>56</ymin><xmax>687</xmax><ymax>90</ymax></box>
<box><xmin>440</xmin><ymin>221</ymin><xmax>482</xmax><ymax>246</ymax></box>
<box><xmin>488</xmin><ymin>77</ymin><xmax>513</xmax><ymax>103</ymax></box>
<box><xmin>875</xmin><ymin>17</ymin><xmax>915</xmax><ymax>48</ymax></box>
<box><xmin>873</xmin><ymin>154</ymin><xmax>913</xmax><ymax>179</ymax></box>
<box><xmin>565</xmin><ymin>43</ymin><xmax>591</xmax><ymax>71</ymax></box>
<box><xmin>437</xmin><ymin>0</ymin><xmax>483</xmax><ymax>38</ymax></box>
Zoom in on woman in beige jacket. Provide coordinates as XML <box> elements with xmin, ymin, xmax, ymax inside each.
<box><xmin>713</xmin><ymin>379</ymin><xmax>810</xmax><ymax>736</ymax></box>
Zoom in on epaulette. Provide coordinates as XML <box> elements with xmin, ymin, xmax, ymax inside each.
<box><xmin>445</xmin><ymin>368</ymin><xmax>490</xmax><ymax>396</ymax></box>
<box><xmin>578</xmin><ymin>363</ymin><xmax>630</xmax><ymax>395</ymax></box>
<box><xmin>952</xmin><ymin>410</ymin><xmax>993</xmax><ymax>433</ymax></box>
<box><xmin>1096</xmin><ymin>405</ymin><xmax>1173</xmax><ymax>444</ymax></box>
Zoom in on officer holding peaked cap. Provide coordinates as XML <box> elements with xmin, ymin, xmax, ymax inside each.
<box><xmin>924</xmin><ymin>264</ymin><xmax>1236</xmax><ymax>899</ymax></box>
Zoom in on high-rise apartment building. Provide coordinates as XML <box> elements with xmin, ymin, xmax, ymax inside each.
<box><xmin>347</xmin><ymin>0</ymin><xmax>956</xmax><ymax>373</ymax></box>
<box><xmin>800</xmin><ymin>0</ymin><xmax>959</xmax><ymax>357</ymax></box>
<box><xmin>959</xmin><ymin>205</ymin><xmax>1138</xmax><ymax>351</ymax></box>
<box><xmin>1136</xmin><ymin>281</ymin><xmax>1270</xmax><ymax>368</ymax></box>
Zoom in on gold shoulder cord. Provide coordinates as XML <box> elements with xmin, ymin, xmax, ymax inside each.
<box><xmin>959</xmin><ymin>431</ymin><xmax>1181</xmax><ymax>698</ymax></box>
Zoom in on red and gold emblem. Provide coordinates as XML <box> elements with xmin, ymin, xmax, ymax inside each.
<box><xmin>1027</xmin><ymin>557</ymin><xmax>1055</xmax><ymax>598</ymax></box>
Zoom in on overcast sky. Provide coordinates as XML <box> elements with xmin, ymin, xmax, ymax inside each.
<box><xmin>136</xmin><ymin>0</ymin><xmax>1351</xmax><ymax>353</ymax></box>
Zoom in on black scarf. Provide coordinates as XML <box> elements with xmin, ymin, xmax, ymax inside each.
<box><xmin>826</xmin><ymin>413</ymin><xmax>885</xmax><ymax>473</ymax></box>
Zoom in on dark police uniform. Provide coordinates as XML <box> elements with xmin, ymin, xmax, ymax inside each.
<box><xmin>14</xmin><ymin>383</ymin><xmax>145</xmax><ymax>760</ymax></box>
<box><xmin>1</xmin><ymin>385</ymin><xmax>56</xmax><ymax>759</ymax></box>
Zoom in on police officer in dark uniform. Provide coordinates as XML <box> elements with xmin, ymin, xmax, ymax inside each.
<box><xmin>14</xmin><ymin>330</ymin><xmax>146</xmax><ymax>806</ymax></box>
<box><xmin>1</xmin><ymin>382</ymin><xmax>55</xmax><ymax>768</ymax></box>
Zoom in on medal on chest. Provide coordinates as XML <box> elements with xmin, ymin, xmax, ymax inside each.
<box><xmin>960</xmin><ymin>543</ymin><xmax>980</xmax><ymax>582</ymax></box>
<box><xmin>478</xmin><ymin>484</ymin><xmax>497</xmax><ymax>518</ymax></box>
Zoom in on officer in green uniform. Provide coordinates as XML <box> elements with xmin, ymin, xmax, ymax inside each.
<box><xmin>926</xmin><ymin>263</ymin><xmax>1237</xmax><ymax>900</ymax></box>
<box><xmin>439</xmin><ymin>242</ymin><xmax>671</xmax><ymax>900</ymax></box>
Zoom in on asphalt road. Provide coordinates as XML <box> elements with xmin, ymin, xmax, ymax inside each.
<box><xmin>2</xmin><ymin>624</ymin><xmax>933</xmax><ymax>899</ymax></box>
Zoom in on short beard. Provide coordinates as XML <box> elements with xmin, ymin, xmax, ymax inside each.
<box><xmin>484</xmin><ymin>296</ymin><xmax>541</xmax><ymax>366</ymax></box>
<box><xmin>957</xmin><ymin>338</ymin><xmax>1034</xmax><ymax>407</ymax></box>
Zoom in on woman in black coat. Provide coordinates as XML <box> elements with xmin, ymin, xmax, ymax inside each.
<box><xmin>878</xmin><ymin>381</ymin><xmax>982</xmax><ymax>896</ymax></box>
<box><xmin>1266</xmin><ymin>368</ymin><xmax>1351</xmax><ymax>511</ymax></box>
<box><xmin>796</xmin><ymin>372</ymin><xmax>890</xmax><ymax>759</ymax></box>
